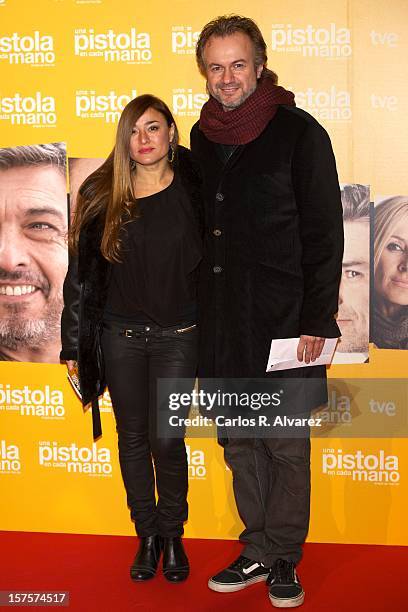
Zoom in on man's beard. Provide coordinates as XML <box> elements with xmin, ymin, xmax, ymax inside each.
<box><xmin>337</xmin><ymin>322</ymin><xmax>369</xmax><ymax>353</ymax></box>
<box><xmin>337</xmin><ymin>335</ymin><xmax>368</xmax><ymax>353</ymax></box>
<box><xmin>0</xmin><ymin>267</ymin><xmax>63</xmax><ymax>351</ymax></box>
<box><xmin>0</xmin><ymin>292</ymin><xmax>63</xmax><ymax>351</ymax></box>
<box><xmin>211</xmin><ymin>82</ymin><xmax>257</xmax><ymax>110</ymax></box>
<box><xmin>337</xmin><ymin>302</ymin><xmax>369</xmax><ymax>353</ymax></box>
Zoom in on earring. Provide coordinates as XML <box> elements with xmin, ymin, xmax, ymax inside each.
<box><xmin>168</xmin><ymin>144</ymin><xmax>175</xmax><ymax>163</ymax></box>
<box><xmin>130</xmin><ymin>158</ymin><xmax>136</xmax><ymax>170</ymax></box>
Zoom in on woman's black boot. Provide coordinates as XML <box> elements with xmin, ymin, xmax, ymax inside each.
<box><xmin>130</xmin><ymin>535</ymin><xmax>162</xmax><ymax>581</ymax></box>
<box><xmin>162</xmin><ymin>537</ymin><xmax>189</xmax><ymax>582</ymax></box>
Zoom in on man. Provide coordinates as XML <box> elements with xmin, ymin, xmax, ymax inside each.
<box><xmin>0</xmin><ymin>143</ymin><xmax>68</xmax><ymax>362</ymax></box>
<box><xmin>333</xmin><ymin>184</ymin><xmax>370</xmax><ymax>363</ymax></box>
<box><xmin>191</xmin><ymin>16</ymin><xmax>343</xmax><ymax>608</ymax></box>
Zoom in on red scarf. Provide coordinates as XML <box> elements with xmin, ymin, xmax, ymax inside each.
<box><xmin>199</xmin><ymin>73</ymin><xmax>295</xmax><ymax>145</ymax></box>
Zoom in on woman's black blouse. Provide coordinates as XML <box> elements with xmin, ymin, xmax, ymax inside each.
<box><xmin>104</xmin><ymin>175</ymin><xmax>202</xmax><ymax>327</ymax></box>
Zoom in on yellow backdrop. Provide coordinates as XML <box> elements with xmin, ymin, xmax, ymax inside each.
<box><xmin>1</xmin><ymin>0</ymin><xmax>407</xmax><ymax>545</ymax></box>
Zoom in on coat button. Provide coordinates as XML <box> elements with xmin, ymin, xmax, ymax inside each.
<box><xmin>213</xmin><ymin>229</ymin><xmax>222</xmax><ymax>236</ymax></box>
<box><xmin>213</xmin><ymin>265</ymin><xmax>223</xmax><ymax>274</ymax></box>
<box><xmin>215</xmin><ymin>192</ymin><xmax>224</xmax><ymax>202</ymax></box>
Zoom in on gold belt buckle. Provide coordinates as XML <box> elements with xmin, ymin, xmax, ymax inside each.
<box><xmin>175</xmin><ymin>324</ymin><xmax>197</xmax><ymax>334</ymax></box>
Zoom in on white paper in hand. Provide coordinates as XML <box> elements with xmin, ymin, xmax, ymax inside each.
<box><xmin>266</xmin><ymin>337</ymin><xmax>338</xmax><ymax>372</ymax></box>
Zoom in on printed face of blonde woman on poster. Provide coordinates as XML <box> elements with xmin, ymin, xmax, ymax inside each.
<box><xmin>372</xmin><ymin>196</ymin><xmax>408</xmax><ymax>350</ymax></box>
<box><xmin>375</xmin><ymin>218</ymin><xmax>408</xmax><ymax>311</ymax></box>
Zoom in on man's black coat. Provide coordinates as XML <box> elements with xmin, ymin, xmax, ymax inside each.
<box><xmin>190</xmin><ymin>105</ymin><xmax>344</xmax><ymax>385</ymax></box>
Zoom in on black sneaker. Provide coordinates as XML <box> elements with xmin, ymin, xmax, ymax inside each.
<box><xmin>267</xmin><ymin>559</ymin><xmax>304</xmax><ymax>608</ymax></box>
<box><xmin>208</xmin><ymin>555</ymin><xmax>270</xmax><ymax>593</ymax></box>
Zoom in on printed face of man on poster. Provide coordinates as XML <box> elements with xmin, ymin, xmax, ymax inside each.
<box><xmin>0</xmin><ymin>143</ymin><xmax>68</xmax><ymax>363</ymax></box>
<box><xmin>68</xmin><ymin>157</ymin><xmax>104</xmax><ymax>220</ymax></box>
<box><xmin>334</xmin><ymin>184</ymin><xmax>370</xmax><ymax>362</ymax></box>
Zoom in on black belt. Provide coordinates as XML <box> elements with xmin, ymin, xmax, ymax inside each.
<box><xmin>102</xmin><ymin>321</ymin><xmax>196</xmax><ymax>338</ymax></box>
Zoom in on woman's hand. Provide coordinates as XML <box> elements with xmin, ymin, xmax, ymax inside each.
<box><xmin>66</xmin><ymin>360</ymin><xmax>78</xmax><ymax>374</ymax></box>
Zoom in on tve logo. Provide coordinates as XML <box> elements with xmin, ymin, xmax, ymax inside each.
<box><xmin>75</xmin><ymin>89</ymin><xmax>137</xmax><ymax>123</ymax></box>
<box><xmin>0</xmin><ymin>383</ymin><xmax>65</xmax><ymax>419</ymax></box>
<box><xmin>370</xmin><ymin>31</ymin><xmax>398</xmax><ymax>47</ymax></box>
<box><xmin>271</xmin><ymin>23</ymin><xmax>352</xmax><ymax>58</ymax></box>
<box><xmin>73</xmin><ymin>27</ymin><xmax>152</xmax><ymax>64</ymax></box>
<box><xmin>172</xmin><ymin>88</ymin><xmax>207</xmax><ymax>117</ymax></box>
<box><xmin>294</xmin><ymin>86</ymin><xmax>351</xmax><ymax>122</ymax></box>
<box><xmin>39</xmin><ymin>441</ymin><xmax>112</xmax><ymax>476</ymax></box>
<box><xmin>0</xmin><ymin>440</ymin><xmax>21</xmax><ymax>474</ymax></box>
<box><xmin>322</xmin><ymin>448</ymin><xmax>400</xmax><ymax>484</ymax></box>
<box><xmin>171</xmin><ymin>26</ymin><xmax>200</xmax><ymax>54</ymax></box>
<box><xmin>370</xmin><ymin>95</ymin><xmax>398</xmax><ymax>111</ymax></box>
<box><xmin>0</xmin><ymin>92</ymin><xmax>57</xmax><ymax>127</ymax></box>
<box><xmin>369</xmin><ymin>399</ymin><xmax>396</xmax><ymax>417</ymax></box>
<box><xmin>0</xmin><ymin>31</ymin><xmax>55</xmax><ymax>66</ymax></box>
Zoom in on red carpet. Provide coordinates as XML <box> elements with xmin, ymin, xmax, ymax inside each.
<box><xmin>0</xmin><ymin>532</ymin><xmax>406</xmax><ymax>611</ymax></box>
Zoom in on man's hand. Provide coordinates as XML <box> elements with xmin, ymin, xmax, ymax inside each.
<box><xmin>297</xmin><ymin>335</ymin><xmax>325</xmax><ymax>364</ymax></box>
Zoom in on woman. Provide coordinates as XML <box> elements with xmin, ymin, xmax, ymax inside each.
<box><xmin>60</xmin><ymin>95</ymin><xmax>202</xmax><ymax>583</ymax></box>
<box><xmin>373</xmin><ymin>196</ymin><xmax>408</xmax><ymax>349</ymax></box>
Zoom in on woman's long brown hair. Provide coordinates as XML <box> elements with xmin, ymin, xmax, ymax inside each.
<box><xmin>69</xmin><ymin>94</ymin><xmax>179</xmax><ymax>262</ymax></box>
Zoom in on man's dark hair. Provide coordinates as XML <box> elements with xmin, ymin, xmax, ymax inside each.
<box><xmin>341</xmin><ymin>184</ymin><xmax>370</xmax><ymax>221</ymax></box>
<box><xmin>0</xmin><ymin>143</ymin><xmax>66</xmax><ymax>177</ymax></box>
<box><xmin>196</xmin><ymin>14</ymin><xmax>272</xmax><ymax>77</ymax></box>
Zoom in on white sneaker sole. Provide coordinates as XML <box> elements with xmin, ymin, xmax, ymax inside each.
<box><xmin>269</xmin><ymin>590</ymin><xmax>305</xmax><ymax>608</ymax></box>
<box><xmin>208</xmin><ymin>574</ymin><xmax>268</xmax><ymax>593</ymax></box>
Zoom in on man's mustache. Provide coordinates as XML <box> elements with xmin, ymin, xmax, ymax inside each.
<box><xmin>217</xmin><ymin>83</ymin><xmax>240</xmax><ymax>89</ymax></box>
<box><xmin>0</xmin><ymin>268</ymin><xmax>50</xmax><ymax>295</ymax></box>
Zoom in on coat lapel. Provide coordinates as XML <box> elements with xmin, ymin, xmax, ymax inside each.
<box><xmin>214</xmin><ymin>142</ymin><xmax>247</xmax><ymax>171</ymax></box>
